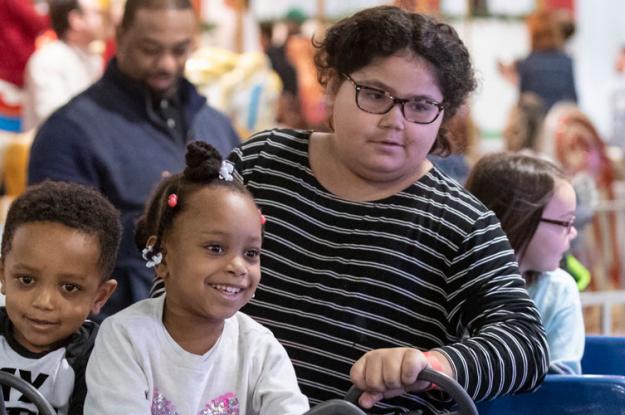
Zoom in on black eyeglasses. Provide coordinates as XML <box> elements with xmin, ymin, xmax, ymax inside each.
<box><xmin>343</xmin><ymin>73</ymin><xmax>446</xmax><ymax>125</ymax></box>
<box><xmin>540</xmin><ymin>217</ymin><xmax>576</xmax><ymax>233</ymax></box>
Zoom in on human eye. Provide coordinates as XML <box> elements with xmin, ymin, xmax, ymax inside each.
<box><xmin>245</xmin><ymin>248</ymin><xmax>261</xmax><ymax>260</ymax></box>
<box><xmin>205</xmin><ymin>244</ymin><xmax>225</xmax><ymax>255</ymax></box>
<box><xmin>140</xmin><ymin>44</ymin><xmax>161</xmax><ymax>56</ymax></box>
<box><xmin>406</xmin><ymin>99</ymin><xmax>435</xmax><ymax>113</ymax></box>
<box><xmin>362</xmin><ymin>87</ymin><xmax>388</xmax><ymax>101</ymax></box>
<box><xmin>61</xmin><ymin>283</ymin><xmax>82</xmax><ymax>294</ymax></box>
<box><xmin>172</xmin><ymin>44</ymin><xmax>191</xmax><ymax>57</ymax></box>
<box><xmin>16</xmin><ymin>275</ymin><xmax>35</xmax><ymax>287</ymax></box>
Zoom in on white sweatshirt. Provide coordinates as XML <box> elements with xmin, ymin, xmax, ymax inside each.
<box><xmin>85</xmin><ymin>296</ymin><xmax>309</xmax><ymax>414</ymax></box>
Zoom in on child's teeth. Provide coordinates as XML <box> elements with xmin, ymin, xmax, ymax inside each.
<box><xmin>212</xmin><ymin>284</ymin><xmax>241</xmax><ymax>294</ymax></box>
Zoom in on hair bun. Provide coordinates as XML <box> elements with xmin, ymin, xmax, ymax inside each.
<box><xmin>184</xmin><ymin>141</ymin><xmax>222</xmax><ymax>181</ymax></box>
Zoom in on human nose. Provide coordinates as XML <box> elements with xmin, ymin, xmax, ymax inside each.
<box><xmin>227</xmin><ymin>255</ymin><xmax>248</xmax><ymax>277</ymax></box>
<box><xmin>32</xmin><ymin>287</ymin><xmax>55</xmax><ymax>310</ymax></box>
<box><xmin>379</xmin><ymin>102</ymin><xmax>405</xmax><ymax>129</ymax></box>
<box><xmin>155</xmin><ymin>52</ymin><xmax>177</xmax><ymax>73</ymax></box>
<box><xmin>569</xmin><ymin>225</ymin><xmax>578</xmax><ymax>241</ymax></box>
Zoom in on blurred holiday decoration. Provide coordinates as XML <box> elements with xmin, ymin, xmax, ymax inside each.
<box><xmin>186</xmin><ymin>47</ymin><xmax>282</xmax><ymax>138</ymax></box>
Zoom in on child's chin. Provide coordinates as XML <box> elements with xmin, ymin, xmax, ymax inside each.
<box><xmin>545</xmin><ymin>264</ymin><xmax>560</xmax><ymax>273</ymax></box>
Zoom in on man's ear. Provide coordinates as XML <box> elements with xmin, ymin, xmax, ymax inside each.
<box><xmin>90</xmin><ymin>279</ymin><xmax>118</xmax><ymax>315</ymax></box>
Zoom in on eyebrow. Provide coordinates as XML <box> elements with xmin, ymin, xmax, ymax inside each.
<box><xmin>547</xmin><ymin>210</ymin><xmax>576</xmax><ymax>220</ymax></box>
<box><xmin>10</xmin><ymin>264</ymin><xmax>89</xmax><ymax>281</ymax></box>
<box><xmin>199</xmin><ymin>231</ymin><xmax>262</xmax><ymax>243</ymax></box>
<box><xmin>354</xmin><ymin>78</ymin><xmax>440</xmax><ymax>101</ymax></box>
<box><xmin>139</xmin><ymin>38</ymin><xmax>192</xmax><ymax>47</ymax></box>
<box><xmin>248</xmin><ymin>236</ymin><xmax>263</xmax><ymax>244</ymax></box>
<box><xmin>9</xmin><ymin>263</ymin><xmax>37</xmax><ymax>274</ymax></box>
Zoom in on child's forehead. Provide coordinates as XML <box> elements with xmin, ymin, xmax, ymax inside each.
<box><xmin>3</xmin><ymin>240</ymin><xmax>105</xmax><ymax>287</ymax></box>
<box><xmin>13</xmin><ymin>221</ymin><xmax>99</xmax><ymax>241</ymax></box>
<box><xmin>185</xmin><ymin>186</ymin><xmax>254</xmax><ymax>209</ymax></box>
<box><xmin>172</xmin><ymin>188</ymin><xmax>261</xmax><ymax>231</ymax></box>
<box><xmin>6</xmin><ymin>222</ymin><xmax>102</xmax><ymax>268</ymax></box>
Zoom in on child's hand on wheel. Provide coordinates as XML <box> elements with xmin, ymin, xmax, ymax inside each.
<box><xmin>350</xmin><ymin>348</ymin><xmax>432</xmax><ymax>409</ymax></box>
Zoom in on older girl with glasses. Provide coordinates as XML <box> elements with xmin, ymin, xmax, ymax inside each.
<box><xmin>151</xmin><ymin>6</ymin><xmax>548</xmax><ymax>414</ymax></box>
<box><xmin>466</xmin><ymin>152</ymin><xmax>584</xmax><ymax>375</ymax></box>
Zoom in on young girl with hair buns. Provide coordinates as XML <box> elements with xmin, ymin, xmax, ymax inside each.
<box><xmin>84</xmin><ymin>141</ymin><xmax>309</xmax><ymax>414</ymax></box>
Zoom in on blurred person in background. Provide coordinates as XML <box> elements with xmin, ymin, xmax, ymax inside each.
<box><xmin>0</xmin><ymin>0</ymin><xmax>49</xmax><ymax>133</ymax></box>
<box><xmin>0</xmin><ymin>0</ymin><xmax>49</xmax><ymax>89</ymax></box>
<box><xmin>28</xmin><ymin>0</ymin><xmax>240</xmax><ymax>320</ymax></box>
<box><xmin>498</xmin><ymin>9</ymin><xmax>577</xmax><ymax>111</ymax></box>
<box><xmin>428</xmin><ymin>103</ymin><xmax>479</xmax><ymax>185</ymax></box>
<box><xmin>283</xmin><ymin>7</ymin><xmax>327</xmax><ymax>129</ymax></box>
<box><xmin>259</xmin><ymin>14</ymin><xmax>304</xmax><ymax>128</ymax></box>
<box><xmin>23</xmin><ymin>0</ymin><xmax>106</xmax><ymax>130</ymax></box>
<box><xmin>503</xmin><ymin>92</ymin><xmax>547</xmax><ymax>153</ymax></box>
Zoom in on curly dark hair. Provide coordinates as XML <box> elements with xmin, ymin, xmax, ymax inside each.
<box><xmin>314</xmin><ymin>5</ymin><xmax>477</xmax><ymax>155</ymax></box>
<box><xmin>1</xmin><ymin>181</ymin><xmax>122</xmax><ymax>279</ymax></box>
<box><xmin>135</xmin><ymin>141</ymin><xmax>253</xmax><ymax>260</ymax></box>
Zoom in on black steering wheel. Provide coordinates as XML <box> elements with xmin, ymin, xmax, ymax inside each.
<box><xmin>0</xmin><ymin>370</ymin><xmax>56</xmax><ymax>415</ymax></box>
<box><xmin>303</xmin><ymin>368</ymin><xmax>478</xmax><ymax>415</ymax></box>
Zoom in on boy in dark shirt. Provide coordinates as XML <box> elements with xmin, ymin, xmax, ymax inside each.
<box><xmin>0</xmin><ymin>181</ymin><xmax>120</xmax><ymax>413</ymax></box>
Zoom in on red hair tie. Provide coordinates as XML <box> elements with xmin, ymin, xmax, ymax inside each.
<box><xmin>167</xmin><ymin>193</ymin><xmax>178</xmax><ymax>208</ymax></box>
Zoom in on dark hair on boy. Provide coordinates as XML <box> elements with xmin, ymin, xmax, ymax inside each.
<box><xmin>1</xmin><ymin>181</ymin><xmax>122</xmax><ymax>278</ymax></box>
<box><xmin>120</xmin><ymin>0</ymin><xmax>195</xmax><ymax>31</ymax></box>
<box><xmin>313</xmin><ymin>5</ymin><xmax>477</xmax><ymax>156</ymax></box>
<box><xmin>465</xmin><ymin>152</ymin><xmax>566</xmax><ymax>260</ymax></box>
<box><xmin>135</xmin><ymin>141</ymin><xmax>251</xmax><ymax>258</ymax></box>
<box><xmin>48</xmin><ymin>0</ymin><xmax>80</xmax><ymax>39</ymax></box>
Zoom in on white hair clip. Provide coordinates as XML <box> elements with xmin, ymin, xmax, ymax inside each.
<box><xmin>142</xmin><ymin>245</ymin><xmax>162</xmax><ymax>268</ymax></box>
<box><xmin>219</xmin><ymin>160</ymin><xmax>234</xmax><ymax>182</ymax></box>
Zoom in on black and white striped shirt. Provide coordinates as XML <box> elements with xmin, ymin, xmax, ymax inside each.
<box><xmin>153</xmin><ymin>128</ymin><xmax>549</xmax><ymax>414</ymax></box>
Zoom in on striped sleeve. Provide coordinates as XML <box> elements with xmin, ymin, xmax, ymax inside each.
<box><xmin>436</xmin><ymin>211</ymin><xmax>549</xmax><ymax>400</ymax></box>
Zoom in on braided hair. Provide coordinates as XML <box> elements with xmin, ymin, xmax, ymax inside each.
<box><xmin>135</xmin><ymin>141</ymin><xmax>251</xmax><ymax>261</ymax></box>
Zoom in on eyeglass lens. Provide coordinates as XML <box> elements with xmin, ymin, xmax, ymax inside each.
<box><xmin>356</xmin><ymin>86</ymin><xmax>441</xmax><ymax>124</ymax></box>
